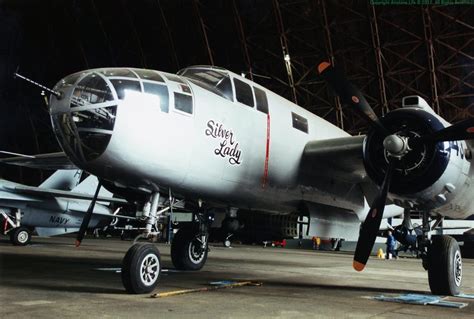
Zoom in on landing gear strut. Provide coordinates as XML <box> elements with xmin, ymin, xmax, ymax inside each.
<box><xmin>395</xmin><ymin>210</ymin><xmax>462</xmax><ymax>296</ymax></box>
<box><xmin>121</xmin><ymin>192</ymin><xmax>163</xmax><ymax>294</ymax></box>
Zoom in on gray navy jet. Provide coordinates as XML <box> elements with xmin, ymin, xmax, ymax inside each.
<box><xmin>0</xmin><ymin>168</ymin><xmax>127</xmax><ymax>245</ymax></box>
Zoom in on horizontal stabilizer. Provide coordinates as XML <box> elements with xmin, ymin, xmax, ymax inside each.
<box><xmin>0</xmin><ymin>152</ymin><xmax>76</xmax><ymax>170</ymax></box>
<box><xmin>5</xmin><ymin>184</ymin><xmax>128</xmax><ymax>204</ymax></box>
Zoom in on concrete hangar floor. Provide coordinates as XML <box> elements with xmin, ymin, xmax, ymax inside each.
<box><xmin>1</xmin><ymin>237</ymin><xmax>473</xmax><ymax>319</ymax></box>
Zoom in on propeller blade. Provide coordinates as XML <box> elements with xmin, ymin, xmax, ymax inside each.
<box><xmin>317</xmin><ymin>61</ymin><xmax>389</xmax><ymax>136</ymax></box>
<box><xmin>353</xmin><ymin>160</ymin><xmax>395</xmax><ymax>272</ymax></box>
<box><xmin>75</xmin><ymin>181</ymin><xmax>102</xmax><ymax>247</ymax></box>
<box><xmin>421</xmin><ymin>117</ymin><xmax>474</xmax><ymax>143</ymax></box>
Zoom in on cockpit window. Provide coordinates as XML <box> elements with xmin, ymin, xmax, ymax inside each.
<box><xmin>179</xmin><ymin>68</ymin><xmax>233</xmax><ymax>101</ymax></box>
<box><xmin>133</xmin><ymin>69</ymin><xmax>165</xmax><ymax>82</ymax></box>
<box><xmin>143</xmin><ymin>82</ymin><xmax>169</xmax><ymax>113</ymax></box>
<box><xmin>99</xmin><ymin>68</ymin><xmax>137</xmax><ymax>78</ymax></box>
<box><xmin>254</xmin><ymin>87</ymin><xmax>268</xmax><ymax>114</ymax></box>
<box><xmin>71</xmin><ymin>74</ymin><xmax>114</xmax><ymax>107</ymax></box>
<box><xmin>234</xmin><ymin>79</ymin><xmax>254</xmax><ymax>107</ymax></box>
<box><xmin>110</xmin><ymin>79</ymin><xmax>141</xmax><ymax>100</ymax></box>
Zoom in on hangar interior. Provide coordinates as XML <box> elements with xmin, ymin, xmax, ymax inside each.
<box><xmin>0</xmin><ymin>0</ymin><xmax>472</xmax><ymax>185</ymax></box>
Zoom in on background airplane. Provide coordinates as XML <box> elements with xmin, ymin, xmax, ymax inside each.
<box><xmin>5</xmin><ymin>62</ymin><xmax>474</xmax><ymax>297</ymax></box>
<box><xmin>0</xmin><ymin>167</ymin><xmax>129</xmax><ymax>245</ymax></box>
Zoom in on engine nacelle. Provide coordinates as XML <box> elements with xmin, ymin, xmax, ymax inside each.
<box><xmin>363</xmin><ymin>104</ymin><xmax>472</xmax><ymax>217</ymax></box>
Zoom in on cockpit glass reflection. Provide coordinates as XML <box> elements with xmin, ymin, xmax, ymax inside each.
<box><xmin>110</xmin><ymin>79</ymin><xmax>141</xmax><ymax>100</ymax></box>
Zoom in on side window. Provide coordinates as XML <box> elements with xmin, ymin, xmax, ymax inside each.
<box><xmin>174</xmin><ymin>92</ymin><xmax>193</xmax><ymax>114</ymax></box>
<box><xmin>234</xmin><ymin>79</ymin><xmax>254</xmax><ymax>107</ymax></box>
<box><xmin>254</xmin><ymin>87</ymin><xmax>268</xmax><ymax>114</ymax></box>
<box><xmin>291</xmin><ymin>112</ymin><xmax>308</xmax><ymax>133</ymax></box>
<box><xmin>143</xmin><ymin>82</ymin><xmax>169</xmax><ymax>113</ymax></box>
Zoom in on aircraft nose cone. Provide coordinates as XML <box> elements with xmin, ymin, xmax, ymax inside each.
<box><xmin>50</xmin><ymin>71</ymin><xmax>117</xmax><ymax>164</ymax></box>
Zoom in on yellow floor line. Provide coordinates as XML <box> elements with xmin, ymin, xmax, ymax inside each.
<box><xmin>151</xmin><ymin>281</ymin><xmax>262</xmax><ymax>298</ymax></box>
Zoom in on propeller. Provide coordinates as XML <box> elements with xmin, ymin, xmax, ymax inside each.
<box><xmin>421</xmin><ymin>117</ymin><xmax>474</xmax><ymax>143</ymax></box>
<box><xmin>353</xmin><ymin>160</ymin><xmax>395</xmax><ymax>271</ymax></box>
<box><xmin>318</xmin><ymin>61</ymin><xmax>474</xmax><ymax>271</ymax></box>
<box><xmin>75</xmin><ymin>181</ymin><xmax>102</xmax><ymax>247</ymax></box>
<box><xmin>317</xmin><ymin>62</ymin><xmax>389</xmax><ymax>137</ymax></box>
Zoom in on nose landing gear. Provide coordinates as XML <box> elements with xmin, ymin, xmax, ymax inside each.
<box><xmin>121</xmin><ymin>194</ymin><xmax>212</xmax><ymax>294</ymax></box>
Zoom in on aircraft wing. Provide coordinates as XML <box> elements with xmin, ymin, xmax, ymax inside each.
<box><xmin>301</xmin><ymin>135</ymin><xmax>367</xmax><ymax>183</ymax></box>
<box><xmin>0</xmin><ymin>151</ymin><xmax>76</xmax><ymax>170</ymax></box>
<box><xmin>3</xmin><ymin>184</ymin><xmax>128</xmax><ymax>204</ymax></box>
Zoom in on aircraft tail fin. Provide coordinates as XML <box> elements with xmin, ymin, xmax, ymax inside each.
<box><xmin>72</xmin><ymin>175</ymin><xmax>114</xmax><ymax>198</ymax></box>
<box><xmin>39</xmin><ymin>169</ymin><xmax>82</xmax><ymax>191</ymax></box>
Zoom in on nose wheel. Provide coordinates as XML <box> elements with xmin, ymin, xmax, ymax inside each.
<box><xmin>121</xmin><ymin>243</ymin><xmax>161</xmax><ymax>294</ymax></box>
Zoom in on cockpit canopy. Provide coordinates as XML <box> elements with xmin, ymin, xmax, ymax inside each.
<box><xmin>178</xmin><ymin>66</ymin><xmax>233</xmax><ymax>102</ymax></box>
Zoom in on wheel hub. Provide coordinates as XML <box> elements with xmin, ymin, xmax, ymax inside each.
<box><xmin>18</xmin><ymin>231</ymin><xmax>28</xmax><ymax>243</ymax></box>
<box><xmin>140</xmin><ymin>253</ymin><xmax>159</xmax><ymax>286</ymax></box>
<box><xmin>454</xmin><ymin>250</ymin><xmax>462</xmax><ymax>287</ymax></box>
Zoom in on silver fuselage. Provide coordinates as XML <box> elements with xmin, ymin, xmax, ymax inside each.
<box><xmin>49</xmin><ymin>66</ymin><xmax>474</xmax><ymax>220</ymax></box>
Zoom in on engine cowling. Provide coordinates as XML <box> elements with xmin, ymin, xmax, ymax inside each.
<box><xmin>363</xmin><ymin>108</ymin><xmax>471</xmax><ymax>213</ymax></box>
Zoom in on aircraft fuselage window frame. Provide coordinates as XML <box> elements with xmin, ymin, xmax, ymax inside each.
<box><xmin>164</xmin><ymin>74</ymin><xmax>185</xmax><ymax>84</ymax></box>
<box><xmin>174</xmin><ymin>92</ymin><xmax>193</xmax><ymax>115</ymax></box>
<box><xmin>132</xmin><ymin>69</ymin><xmax>165</xmax><ymax>83</ymax></box>
<box><xmin>291</xmin><ymin>112</ymin><xmax>308</xmax><ymax>133</ymax></box>
<box><xmin>234</xmin><ymin>78</ymin><xmax>255</xmax><ymax>108</ymax></box>
<box><xmin>143</xmin><ymin>82</ymin><xmax>169</xmax><ymax>113</ymax></box>
<box><xmin>99</xmin><ymin>68</ymin><xmax>137</xmax><ymax>78</ymax></box>
<box><xmin>254</xmin><ymin>87</ymin><xmax>269</xmax><ymax>114</ymax></box>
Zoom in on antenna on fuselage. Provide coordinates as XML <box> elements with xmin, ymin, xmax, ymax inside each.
<box><xmin>13</xmin><ymin>69</ymin><xmax>62</xmax><ymax>99</ymax></box>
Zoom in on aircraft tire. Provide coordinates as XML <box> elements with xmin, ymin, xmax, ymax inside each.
<box><xmin>171</xmin><ymin>226</ymin><xmax>208</xmax><ymax>271</ymax></box>
<box><xmin>121</xmin><ymin>243</ymin><xmax>161</xmax><ymax>294</ymax></box>
<box><xmin>223</xmin><ymin>239</ymin><xmax>231</xmax><ymax>248</ymax></box>
<box><xmin>428</xmin><ymin>235</ymin><xmax>462</xmax><ymax>296</ymax></box>
<box><xmin>10</xmin><ymin>227</ymin><xmax>31</xmax><ymax>246</ymax></box>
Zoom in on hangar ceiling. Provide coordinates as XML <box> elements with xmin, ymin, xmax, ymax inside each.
<box><xmin>0</xmin><ymin>0</ymin><xmax>472</xmax><ymax>183</ymax></box>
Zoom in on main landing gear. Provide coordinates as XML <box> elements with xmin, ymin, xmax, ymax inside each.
<box><xmin>121</xmin><ymin>193</ymin><xmax>211</xmax><ymax>294</ymax></box>
<box><xmin>394</xmin><ymin>210</ymin><xmax>462</xmax><ymax>296</ymax></box>
<box><xmin>1</xmin><ymin>209</ymin><xmax>31</xmax><ymax>246</ymax></box>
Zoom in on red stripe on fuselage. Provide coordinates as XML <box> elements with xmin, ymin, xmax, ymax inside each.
<box><xmin>262</xmin><ymin>113</ymin><xmax>271</xmax><ymax>188</ymax></box>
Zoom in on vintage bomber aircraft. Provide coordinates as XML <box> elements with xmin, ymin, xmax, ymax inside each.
<box><xmin>0</xmin><ymin>168</ymin><xmax>128</xmax><ymax>245</ymax></box>
<box><xmin>8</xmin><ymin>62</ymin><xmax>474</xmax><ymax>296</ymax></box>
